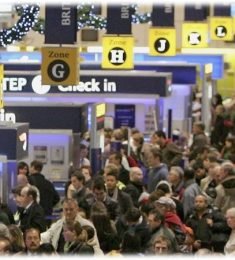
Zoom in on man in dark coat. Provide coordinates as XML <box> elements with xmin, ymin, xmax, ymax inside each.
<box><xmin>19</xmin><ymin>185</ymin><xmax>46</xmax><ymax>233</ymax></box>
<box><xmin>28</xmin><ymin>160</ymin><xmax>60</xmax><ymax>222</ymax></box>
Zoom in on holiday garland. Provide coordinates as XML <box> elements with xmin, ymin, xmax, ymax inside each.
<box><xmin>0</xmin><ymin>4</ymin><xmax>40</xmax><ymax>47</ymax></box>
<box><xmin>0</xmin><ymin>4</ymin><xmax>151</xmax><ymax>47</ymax></box>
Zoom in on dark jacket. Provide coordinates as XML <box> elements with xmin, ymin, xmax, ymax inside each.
<box><xmin>124</xmin><ymin>181</ymin><xmax>144</xmax><ymax>207</ymax></box>
<box><xmin>107</xmin><ymin>188</ymin><xmax>133</xmax><ymax>215</ymax></box>
<box><xmin>161</xmin><ymin>140</ymin><xmax>183</xmax><ymax>168</ymax></box>
<box><xmin>20</xmin><ymin>202</ymin><xmax>47</xmax><ymax>233</ymax></box>
<box><xmin>189</xmin><ymin>133</ymin><xmax>209</xmax><ymax>161</ymax></box>
<box><xmin>186</xmin><ymin>206</ymin><xmax>230</xmax><ymax>252</ymax></box>
<box><xmin>28</xmin><ymin>173</ymin><xmax>60</xmax><ymax>216</ymax></box>
<box><xmin>66</xmin><ymin>241</ymin><xmax>94</xmax><ymax>255</ymax></box>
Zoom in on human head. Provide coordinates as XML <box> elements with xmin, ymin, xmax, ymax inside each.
<box><xmin>17</xmin><ymin>161</ymin><xmax>29</xmax><ymax>176</ymax></box>
<box><xmin>192</xmin><ymin>122</ymin><xmax>205</xmax><ymax>135</ymax></box>
<box><xmin>11</xmin><ymin>185</ymin><xmax>24</xmax><ymax>207</ymax></box>
<box><xmin>217</xmin><ymin>161</ymin><xmax>234</xmax><ymax>182</ymax></box>
<box><xmin>105</xmin><ymin>170</ymin><xmax>118</xmax><ymax>191</ymax></box>
<box><xmin>92</xmin><ymin>177</ymin><xmax>106</xmax><ymax>202</ymax></box>
<box><xmin>0</xmin><ymin>223</ymin><xmax>10</xmax><ymax>240</ymax></box>
<box><xmin>152</xmin><ymin>130</ymin><xmax>167</xmax><ymax>146</ymax></box>
<box><xmin>108</xmin><ymin>152</ymin><xmax>122</xmax><ymax>167</ymax></box>
<box><xmin>17</xmin><ymin>174</ymin><xmax>29</xmax><ymax>186</ymax></box>
<box><xmin>30</xmin><ymin>160</ymin><xmax>43</xmax><ymax>174</ymax></box>
<box><xmin>147</xmin><ymin>209</ymin><xmax>164</xmax><ymax>231</ymax></box>
<box><xmin>70</xmin><ymin>170</ymin><xmax>85</xmax><ymax>190</ymax></box>
<box><xmin>225</xmin><ymin>136</ymin><xmax>235</xmax><ymax>149</ymax></box>
<box><xmin>24</xmin><ymin>228</ymin><xmax>41</xmax><ymax>253</ymax></box>
<box><xmin>129</xmin><ymin>167</ymin><xmax>143</xmax><ymax>183</ymax></box>
<box><xmin>20</xmin><ymin>186</ymin><xmax>37</xmax><ymax>208</ymax></box>
<box><xmin>0</xmin><ymin>237</ymin><xmax>12</xmax><ymax>255</ymax></box>
<box><xmin>63</xmin><ymin>221</ymin><xmax>87</xmax><ymax>243</ymax></box>
<box><xmin>121</xmin><ymin>231</ymin><xmax>141</xmax><ymax>254</ymax></box>
<box><xmin>155</xmin><ymin>196</ymin><xmax>176</xmax><ymax>214</ymax></box>
<box><xmin>62</xmin><ymin>198</ymin><xmax>79</xmax><ymax>224</ymax></box>
<box><xmin>153</xmin><ymin>235</ymin><xmax>172</xmax><ymax>255</ymax></box>
<box><xmin>194</xmin><ymin>195</ymin><xmax>208</xmax><ymax>212</ymax></box>
<box><xmin>8</xmin><ymin>224</ymin><xmax>25</xmax><ymax>249</ymax></box>
<box><xmin>184</xmin><ymin>167</ymin><xmax>195</xmax><ymax>181</ymax></box>
<box><xmin>125</xmin><ymin>207</ymin><xmax>141</xmax><ymax>225</ymax></box>
<box><xmin>168</xmin><ymin>166</ymin><xmax>184</xmax><ymax>185</ymax></box>
<box><xmin>148</xmin><ymin>147</ymin><xmax>162</xmax><ymax>167</ymax></box>
<box><xmin>226</xmin><ymin>207</ymin><xmax>235</xmax><ymax>230</ymax></box>
<box><xmin>38</xmin><ymin>243</ymin><xmax>56</xmax><ymax>255</ymax></box>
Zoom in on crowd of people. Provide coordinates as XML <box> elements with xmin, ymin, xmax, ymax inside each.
<box><xmin>0</xmin><ymin>93</ymin><xmax>235</xmax><ymax>256</ymax></box>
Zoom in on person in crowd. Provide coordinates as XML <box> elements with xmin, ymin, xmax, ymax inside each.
<box><xmin>214</xmin><ymin>161</ymin><xmax>235</xmax><ymax>214</ymax></box>
<box><xmin>28</xmin><ymin>160</ymin><xmax>60</xmax><ymax>225</ymax></box>
<box><xmin>181</xmin><ymin>167</ymin><xmax>201</xmax><ymax>219</ymax></box>
<box><xmin>224</xmin><ymin>207</ymin><xmax>235</xmax><ymax>254</ymax></box>
<box><xmin>23</xmin><ymin>228</ymin><xmax>41</xmax><ymax>255</ymax></box>
<box><xmin>146</xmin><ymin>208</ymin><xmax>178</xmax><ymax>254</ymax></box>
<box><xmin>210</xmin><ymin>104</ymin><xmax>229</xmax><ymax>151</ymax></box>
<box><xmin>0</xmin><ymin>200</ymin><xmax>15</xmax><ymax>225</ymax></box>
<box><xmin>155</xmin><ymin>196</ymin><xmax>186</xmax><ymax>245</ymax></box>
<box><xmin>0</xmin><ymin>236</ymin><xmax>12</xmax><ymax>255</ymax></box>
<box><xmin>188</xmin><ymin>122</ymin><xmax>209</xmax><ymax>161</ymax></box>
<box><xmin>120</xmin><ymin>230</ymin><xmax>142</xmax><ymax>255</ymax></box>
<box><xmin>18</xmin><ymin>185</ymin><xmax>46</xmax><ymax>233</ymax></box>
<box><xmin>79</xmin><ymin>143</ymin><xmax>90</xmax><ymax>168</ymax></box>
<box><xmin>221</xmin><ymin>136</ymin><xmax>235</xmax><ymax>160</ymax></box>
<box><xmin>85</xmin><ymin>177</ymin><xmax>119</xmax><ymax>221</ymax></box>
<box><xmin>90</xmin><ymin>201</ymin><xmax>119</xmax><ymax>254</ymax></box>
<box><xmin>105</xmin><ymin>169</ymin><xmax>133</xmax><ymax>215</ymax></box>
<box><xmin>8</xmin><ymin>224</ymin><xmax>25</xmax><ymax>253</ymax></box>
<box><xmin>147</xmin><ymin>147</ymin><xmax>168</xmax><ymax>193</ymax></box>
<box><xmin>200</xmin><ymin>164</ymin><xmax>220</xmax><ymax>203</ymax></box>
<box><xmin>0</xmin><ymin>223</ymin><xmax>10</xmax><ymax>240</ymax></box>
<box><xmin>108</xmin><ymin>152</ymin><xmax>130</xmax><ymax>185</ymax></box>
<box><xmin>124</xmin><ymin>167</ymin><xmax>145</xmax><ymax>207</ymax></box>
<box><xmin>155</xmin><ymin>181</ymin><xmax>184</xmax><ymax>222</ymax></box>
<box><xmin>38</xmin><ymin>243</ymin><xmax>57</xmax><ymax>255</ymax></box>
<box><xmin>167</xmin><ymin>166</ymin><xmax>185</xmax><ymax>200</ymax></box>
<box><xmin>63</xmin><ymin>221</ymin><xmax>94</xmax><ymax>254</ymax></box>
<box><xmin>16</xmin><ymin>174</ymin><xmax>40</xmax><ymax>203</ymax></box>
<box><xmin>17</xmin><ymin>161</ymin><xmax>29</xmax><ymax>177</ymax></box>
<box><xmin>80</xmin><ymin>165</ymin><xmax>93</xmax><ymax>190</ymax></box>
<box><xmin>151</xmin><ymin>130</ymin><xmax>183</xmax><ymax>168</ymax></box>
<box><xmin>103</xmin><ymin>163</ymin><xmax>125</xmax><ymax>190</ymax></box>
<box><xmin>153</xmin><ymin>235</ymin><xmax>173</xmax><ymax>255</ymax></box>
<box><xmin>186</xmin><ymin>195</ymin><xmax>230</xmax><ymax>253</ymax></box>
<box><xmin>130</xmin><ymin>131</ymin><xmax>146</xmax><ymax>166</ymax></box>
<box><xmin>40</xmin><ymin>198</ymin><xmax>103</xmax><ymax>255</ymax></box>
<box><xmin>67</xmin><ymin>170</ymin><xmax>91</xmax><ymax>205</ymax></box>
<box><xmin>116</xmin><ymin>207</ymin><xmax>151</xmax><ymax>253</ymax></box>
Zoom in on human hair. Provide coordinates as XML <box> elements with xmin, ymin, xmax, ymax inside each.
<box><xmin>125</xmin><ymin>207</ymin><xmax>141</xmax><ymax>223</ymax></box>
<box><xmin>193</xmin><ymin>121</ymin><xmax>205</xmax><ymax>131</ymax></box>
<box><xmin>38</xmin><ymin>243</ymin><xmax>56</xmax><ymax>255</ymax></box>
<box><xmin>106</xmin><ymin>169</ymin><xmax>118</xmax><ymax>180</ymax></box>
<box><xmin>22</xmin><ymin>186</ymin><xmax>37</xmax><ymax>202</ymax></box>
<box><xmin>110</xmin><ymin>152</ymin><xmax>122</xmax><ymax>163</ymax></box>
<box><xmin>0</xmin><ymin>223</ymin><xmax>10</xmax><ymax>239</ymax></box>
<box><xmin>30</xmin><ymin>160</ymin><xmax>43</xmax><ymax>172</ymax></box>
<box><xmin>104</xmin><ymin>163</ymin><xmax>119</xmax><ymax>176</ymax></box>
<box><xmin>64</xmin><ymin>221</ymin><xmax>87</xmax><ymax>242</ymax></box>
<box><xmin>221</xmin><ymin>161</ymin><xmax>234</xmax><ymax>176</ymax></box>
<box><xmin>149</xmin><ymin>208</ymin><xmax>164</xmax><ymax>223</ymax></box>
<box><xmin>170</xmin><ymin>166</ymin><xmax>184</xmax><ymax>180</ymax></box>
<box><xmin>71</xmin><ymin>171</ymin><xmax>85</xmax><ymax>185</ymax></box>
<box><xmin>11</xmin><ymin>185</ymin><xmax>24</xmax><ymax>196</ymax></box>
<box><xmin>17</xmin><ymin>161</ymin><xmax>29</xmax><ymax>175</ymax></box>
<box><xmin>92</xmin><ymin>177</ymin><xmax>106</xmax><ymax>191</ymax></box>
<box><xmin>153</xmin><ymin>235</ymin><xmax>172</xmax><ymax>251</ymax></box>
<box><xmin>150</xmin><ymin>147</ymin><xmax>163</xmax><ymax>162</ymax></box>
<box><xmin>62</xmin><ymin>197</ymin><xmax>78</xmax><ymax>207</ymax></box>
<box><xmin>82</xmin><ymin>225</ymin><xmax>95</xmax><ymax>241</ymax></box>
<box><xmin>184</xmin><ymin>167</ymin><xmax>195</xmax><ymax>180</ymax></box>
<box><xmin>121</xmin><ymin>230</ymin><xmax>141</xmax><ymax>254</ymax></box>
<box><xmin>8</xmin><ymin>224</ymin><xmax>25</xmax><ymax>249</ymax></box>
<box><xmin>0</xmin><ymin>236</ymin><xmax>12</xmax><ymax>253</ymax></box>
<box><xmin>23</xmin><ymin>228</ymin><xmax>40</xmax><ymax>241</ymax></box>
<box><xmin>90</xmin><ymin>201</ymin><xmax>107</xmax><ymax>215</ymax></box>
<box><xmin>155</xmin><ymin>130</ymin><xmax>166</xmax><ymax>139</ymax></box>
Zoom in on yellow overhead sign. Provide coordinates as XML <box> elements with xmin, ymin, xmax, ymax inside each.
<box><xmin>102</xmin><ymin>35</ymin><xmax>134</xmax><ymax>69</ymax></box>
<box><xmin>182</xmin><ymin>23</ymin><xmax>208</xmax><ymax>48</ymax></box>
<box><xmin>210</xmin><ymin>17</ymin><xmax>233</xmax><ymax>41</ymax></box>
<box><xmin>149</xmin><ymin>27</ymin><xmax>176</xmax><ymax>56</ymax></box>
<box><xmin>41</xmin><ymin>47</ymin><xmax>78</xmax><ymax>85</ymax></box>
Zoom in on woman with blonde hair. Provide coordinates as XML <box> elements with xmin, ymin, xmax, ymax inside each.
<box><xmin>8</xmin><ymin>224</ymin><xmax>25</xmax><ymax>253</ymax></box>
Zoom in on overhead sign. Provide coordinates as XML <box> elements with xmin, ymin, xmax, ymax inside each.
<box><xmin>149</xmin><ymin>27</ymin><xmax>176</xmax><ymax>56</ymax></box>
<box><xmin>182</xmin><ymin>23</ymin><xmax>208</xmax><ymax>48</ymax></box>
<box><xmin>102</xmin><ymin>36</ymin><xmax>134</xmax><ymax>69</ymax></box>
<box><xmin>3</xmin><ymin>73</ymin><xmax>171</xmax><ymax>97</ymax></box>
<box><xmin>0</xmin><ymin>64</ymin><xmax>3</xmax><ymax>108</ymax></box>
<box><xmin>209</xmin><ymin>17</ymin><xmax>233</xmax><ymax>41</ymax></box>
<box><xmin>44</xmin><ymin>5</ymin><xmax>77</xmax><ymax>44</ymax></box>
<box><xmin>41</xmin><ymin>47</ymin><xmax>78</xmax><ymax>85</ymax></box>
